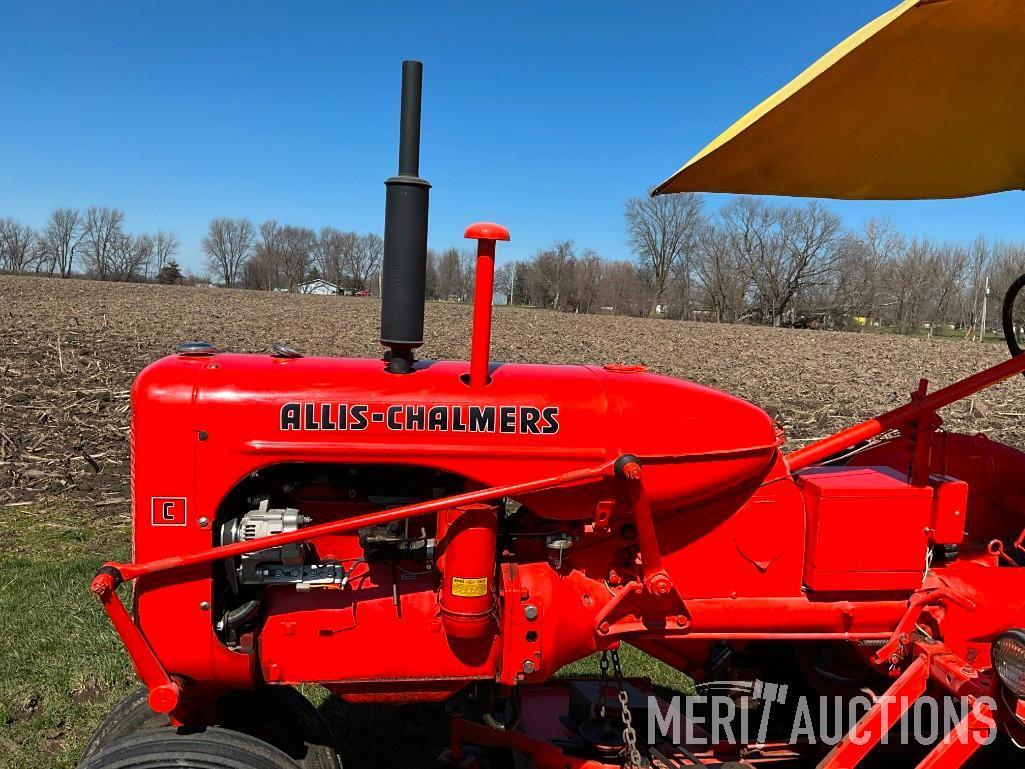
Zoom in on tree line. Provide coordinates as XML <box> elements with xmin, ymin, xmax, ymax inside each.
<box><xmin>200</xmin><ymin>218</ymin><xmax>385</xmax><ymax>293</ymax></box>
<box><xmin>505</xmin><ymin>194</ymin><xmax>1025</xmax><ymax>336</ymax></box>
<box><xmin>4</xmin><ymin>195</ymin><xmax>1024</xmax><ymax>336</ymax></box>
<box><xmin>0</xmin><ymin>207</ymin><xmax>179</xmax><ymax>283</ymax></box>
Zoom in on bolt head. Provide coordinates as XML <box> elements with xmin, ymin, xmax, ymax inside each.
<box><xmin>199</xmin><ymin>601</ymin><xmax>210</xmax><ymax>611</ymax></box>
<box><xmin>649</xmin><ymin>574</ymin><xmax>672</xmax><ymax>596</ymax></box>
<box><xmin>524</xmin><ymin>605</ymin><xmax>538</xmax><ymax>621</ymax></box>
<box><xmin>522</xmin><ymin>660</ymin><xmax>536</xmax><ymax>674</ymax></box>
<box><xmin>198</xmin><ymin>516</ymin><xmax>209</xmax><ymax>528</ymax></box>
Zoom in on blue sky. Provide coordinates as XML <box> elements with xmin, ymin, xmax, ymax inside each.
<box><xmin>0</xmin><ymin>1</ymin><xmax>1021</xmax><ymax>273</ymax></box>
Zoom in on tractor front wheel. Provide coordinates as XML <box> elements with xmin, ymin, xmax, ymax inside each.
<box><xmin>78</xmin><ymin>685</ymin><xmax>340</xmax><ymax>769</ymax></box>
<box><xmin>78</xmin><ymin>726</ymin><xmax>302</xmax><ymax>769</ymax></box>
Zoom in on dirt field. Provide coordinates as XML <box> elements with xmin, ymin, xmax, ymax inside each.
<box><xmin>4</xmin><ymin>273</ymin><xmax>1025</xmax><ymax>509</ymax></box>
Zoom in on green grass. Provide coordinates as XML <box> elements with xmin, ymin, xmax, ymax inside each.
<box><xmin>0</xmin><ymin>505</ymin><xmax>135</xmax><ymax>769</ymax></box>
<box><xmin>558</xmin><ymin>647</ymin><xmax>694</xmax><ymax>695</ymax></box>
<box><xmin>860</xmin><ymin>324</ymin><xmax>1008</xmax><ymax>344</ymax></box>
<box><xmin>0</xmin><ymin>504</ymin><xmax>690</xmax><ymax>769</ymax></box>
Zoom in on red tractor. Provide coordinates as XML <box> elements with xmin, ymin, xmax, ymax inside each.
<box><xmin>79</xmin><ymin>60</ymin><xmax>1025</xmax><ymax>769</ymax></box>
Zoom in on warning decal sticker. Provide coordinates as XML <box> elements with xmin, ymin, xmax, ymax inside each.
<box><xmin>450</xmin><ymin>577</ymin><xmax>489</xmax><ymax>597</ymax></box>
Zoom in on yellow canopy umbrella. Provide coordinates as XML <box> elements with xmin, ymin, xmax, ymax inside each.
<box><xmin>654</xmin><ymin>0</ymin><xmax>1025</xmax><ymax>200</ymax></box>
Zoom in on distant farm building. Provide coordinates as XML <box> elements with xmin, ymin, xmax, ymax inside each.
<box><xmin>299</xmin><ymin>279</ymin><xmax>342</xmax><ymax>295</ymax></box>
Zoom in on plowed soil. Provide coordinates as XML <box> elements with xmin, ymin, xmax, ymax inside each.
<box><xmin>4</xmin><ymin>274</ymin><xmax>1025</xmax><ymax>511</ymax></box>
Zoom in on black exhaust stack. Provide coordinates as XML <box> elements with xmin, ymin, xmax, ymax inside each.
<box><xmin>380</xmin><ymin>60</ymin><xmax>431</xmax><ymax>374</ymax></box>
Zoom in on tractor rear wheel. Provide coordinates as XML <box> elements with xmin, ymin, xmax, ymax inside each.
<box><xmin>78</xmin><ymin>687</ymin><xmax>170</xmax><ymax>759</ymax></box>
<box><xmin>77</xmin><ymin>726</ymin><xmax>301</xmax><ymax>769</ymax></box>
<box><xmin>79</xmin><ymin>686</ymin><xmax>340</xmax><ymax>769</ymax></box>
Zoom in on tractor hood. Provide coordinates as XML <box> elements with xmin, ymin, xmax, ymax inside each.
<box><xmin>132</xmin><ymin>352</ymin><xmax>780</xmax><ymax>519</ymax></box>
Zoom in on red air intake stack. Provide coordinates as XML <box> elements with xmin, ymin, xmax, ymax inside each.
<box><xmin>464</xmin><ymin>223</ymin><xmax>511</xmax><ymax>387</ymax></box>
<box><xmin>380</xmin><ymin>60</ymin><xmax>431</xmax><ymax>373</ymax></box>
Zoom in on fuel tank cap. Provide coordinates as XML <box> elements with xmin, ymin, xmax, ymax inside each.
<box><xmin>176</xmin><ymin>341</ymin><xmax>218</xmax><ymax>356</ymax></box>
<box><xmin>270</xmin><ymin>343</ymin><xmax>303</xmax><ymax>358</ymax></box>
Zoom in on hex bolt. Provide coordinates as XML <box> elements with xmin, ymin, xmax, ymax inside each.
<box><xmin>198</xmin><ymin>516</ymin><xmax>209</xmax><ymax>528</ymax></box>
<box><xmin>522</xmin><ymin>660</ymin><xmax>536</xmax><ymax>674</ymax></box>
<box><xmin>524</xmin><ymin>605</ymin><xmax>538</xmax><ymax>621</ymax></box>
<box><xmin>199</xmin><ymin>601</ymin><xmax>210</xmax><ymax>611</ymax></box>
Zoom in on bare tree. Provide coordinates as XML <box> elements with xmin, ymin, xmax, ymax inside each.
<box><xmin>957</xmin><ymin>237</ymin><xmax>993</xmax><ymax>338</ymax></box>
<box><xmin>718</xmin><ymin>198</ymin><xmax>776</xmax><ymax>322</ymax></box>
<box><xmin>81</xmin><ymin>207</ymin><xmax>126</xmax><ymax>280</ymax></box>
<box><xmin>598</xmin><ymin>260</ymin><xmax>646</xmax><ymax>316</ymax></box>
<box><xmin>40</xmin><ymin>208</ymin><xmax>83</xmax><ymax>278</ymax></box>
<box><xmin>528</xmin><ymin>240</ymin><xmax>576</xmax><ymax>310</ymax></box>
<box><xmin>694</xmin><ymin>223</ymin><xmax>747</xmax><ymax>322</ymax></box>
<box><xmin>251</xmin><ymin>220</ymin><xmax>286</xmax><ymax>289</ymax></box>
<box><xmin>837</xmin><ymin>219</ymin><xmax>901</xmax><ymax>327</ymax></box>
<box><xmin>723</xmin><ymin>198</ymin><xmax>842</xmax><ymax>325</ymax></box>
<box><xmin>314</xmin><ymin>227</ymin><xmax>348</xmax><ymax>287</ymax></box>
<box><xmin>989</xmin><ymin>242</ymin><xmax>1025</xmax><ymax>331</ymax></box>
<box><xmin>775</xmin><ymin>201</ymin><xmax>844</xmax><ymax>323</ymax></box>
<box><xmin>625</xmin><ymin>192</ymin><xmax>704</xmax><ymax>317</ymax></box>
<box><xmin>436</xmin><ymin>247</ymin><xmax>465</xmax><ymax>300</ymax></box>
<box><xmin>203</xmin><ymin>217</ymin><xmax>255</xmax><ymax>286</ymax></box>
<box><xmin>425</xmin><ymin>248</ymin><xmax>440</xmax><ymax>299</ymax></box>
<box><xmin>346</xmin><ymin>233</ymin><xmax>384</xmax><ymax>292</ymax></box>
<box><xmin>458</xmin><ymin>248</ymin><xmax>477</xmax><ymax>300</ymax></box>
<box><xmin>924</xmin><ymin>243</ymin><xmax>969</xmax><ymax>336</ymax></box>
<box><xmin>279</xmin><ymin>226</ymin><xmax>316</xmax><ymax>291</ymax></box>
<box><xmin>0</xmin><ymin>218</ymin><xmax>37</xmax><ymax>273</ymax></box>
<box><xmin>494</xmin><ymin>262</ymin><xmax>514</xmax><ymax>304</ymax></box>
<box><xmin>152</xmin><ymin>231</ymin><xmax>179</xmax><ymax>277</ymax></box>
<box><xmin>887</xmin><ymin>236</ymin><xmax>930</xmax><ymax>334</ymax></box>
<box><xmin>572</xmin><ymin>250</ymin><xmax>604</xmax><ymax>314</ymax></box>
<box><xmin>108</xmin><ymin>232</ymin><xmax>153</xmax><ymax>282</ymax></box>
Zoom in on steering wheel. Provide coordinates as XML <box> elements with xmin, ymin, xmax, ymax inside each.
<box><xmin>1002</xmin><ymin>273</ymin><xmax>1025</xmax><ymax>359</ymax></box>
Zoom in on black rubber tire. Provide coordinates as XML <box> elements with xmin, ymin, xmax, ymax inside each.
<box><xmin>79</xmin><ymin>686</ymin><xmax>340</xmax><ymax>769</ymax></box>
<box><xmin>79</xmin><ymin>688</ymin><xmax>171</xmax><ymax>762</ymax></box>
<box><xmin>78</xmin><ymin>726</ymin><xmax>300</xmax><ymax>769</ymax></box>
<box><xmin>217</xmin><ymin>687</ymin><xmax>340</xmax><ymax>769</ymax></box>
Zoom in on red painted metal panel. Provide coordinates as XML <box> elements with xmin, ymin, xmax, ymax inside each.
<box><xmin>797</xmin><ymin>466</ymin><xmax>932</xmax><ymax>591</ymax></box>
<box><xmin>929</xmin><ymin>474</ymin><xmax>969</xmax><ymax>545</ymax></box>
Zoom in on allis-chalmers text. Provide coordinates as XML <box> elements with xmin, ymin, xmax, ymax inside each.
<box><xmin>280</xmin><ymin>402</ymin><xmax>560</xmax><ymax>435</ymax></box>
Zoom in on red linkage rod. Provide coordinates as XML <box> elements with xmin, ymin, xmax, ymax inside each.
<box><xmin>100</xmin><ymin>458</ymin><xmax>619</xmax><ymax>584</ymax></box>
<box><xmin>785</xmin><ymin>351</ymin><xmax>1025</xmax><ymax>471</ymax></box>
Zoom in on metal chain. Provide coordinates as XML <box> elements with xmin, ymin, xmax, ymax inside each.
<box><xmin>611</xmin><ymin>649</ymin><xmax>644</xmax><ymax>768</ymax></box>
<box><xmin>598</xmin><ymin>650</ymin><xmax>611</xmax><ymax>718</ymax></box>
<box><xmin>618</xmin><ymin>689</ymin><xmax>642</xmax><ymax>768</ymax></box>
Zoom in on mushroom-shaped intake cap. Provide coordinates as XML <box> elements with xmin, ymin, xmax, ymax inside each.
<box><xmin>463</xmin><ymin>222</ymin><xmax>510</xmax><ymax>241</ymax></box>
